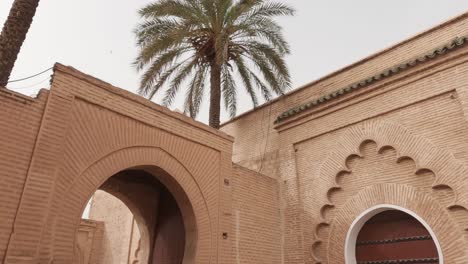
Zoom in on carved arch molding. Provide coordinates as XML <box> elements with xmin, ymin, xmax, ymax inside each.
<box><xmin>308</xmin><ymin>121</ymin><xmax>468</xmax><ymax>263</ymax></box>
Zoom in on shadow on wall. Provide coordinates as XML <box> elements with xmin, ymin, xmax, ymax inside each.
<box><xmin>76</xmin><ymin>169</ymin><xmax>188</xmax><ymax>264</ymax></box>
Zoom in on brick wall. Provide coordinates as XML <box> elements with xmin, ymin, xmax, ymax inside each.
<box><xmin>221</xmin><ymin>12</ymin><xmax>468</xmax><ymax>264</ymax></box>
<box><xmin>0</xmin><ymin>62</ymin><xmax>235</xmax><ymax>263</ymax></box>
<box><xmin>0</xmin><ymin>89</ymin><xmax>48</xmax><ymax>261</ymax></box>
<box><xmin>1</xmin><ymin>11</ymin><xmax>468</xmax><ymax>264</ymax></box>
<box><xmin>221</xmin><ymin>12</ymin><xmax>468</xmax><ymax>172</ymax></box>
<box><xmin>231</xmin><ymin>165</ymin><xmax>282</xmax><ymax>264</ymax></box>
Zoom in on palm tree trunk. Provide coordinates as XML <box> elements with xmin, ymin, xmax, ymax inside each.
<box><xmin>209</xmin><ymin>63</ymin><xmax>222</xmax><ymax>129</ymax></box>
<box><xmin>0</xmin><ymin>0</ymin><xmax>40</xmax><ymax>87</ymax></box>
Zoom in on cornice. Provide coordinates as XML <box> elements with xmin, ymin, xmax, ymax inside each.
<box><xmin>275</xmin><ymin>36</ymin><xmax>468</xmax><ymax>124</ymax></box>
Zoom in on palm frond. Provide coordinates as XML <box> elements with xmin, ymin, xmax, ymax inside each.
<box><xmin>245</xmin><ymin>1</ymin><xmax>295</xmax><ymax>19</ymax></box>
<box><xmin>139</xmin><ymin>0</ymin><xmax>200</xmax><ymax>21</ymax></box>
<box><xmin>163</xmin><ymin>57</ymin><xmax>200</xmax><ymax>106</ymax></box>
<box><xmin>200</xmin><ymin>0</ymin><xmax>217</xmax><ymax>26</ymax></box>
<box><xmin>185</xmin><ymin>66</ymin><xmax>208</xmax><ymax>118</ymax></box>
<box><xmin>247</xmin><ymin>68</ymin><xmax>271</xmax><ymax>101</ymax></box>
<box><xmin>143</xmin><ymin>58</ymin><xmax>188</xmax><ymax>98</ymax></box>
<box><xmin>224</xmin><ymin>0</ymin><xmax>263</xmax><ymax>25</ymax></box>
<box><xmin>236</xmin><ymin>17</ymin><xmax>290</xmax><ymax>54</ymax></box>
<box><xmin>247</xmin><ymin>42</ymin><xmax>290</xmax><ymax>80</ymax></box>
<box><xmin>222</xmin><ymin>66</ymin><xmax>237</xmax><ymax>117</ymax></box>
<box><xmin>242</xmin><ymin>51</ymin><xmax>282</xmax><ymax>95</ymax></box>
<box><xmin>233</xmin><ymin>56</ymin><xmax>258</xmax><ymax>107</ymax></box>
<box><xmin>135</xmin><ymin>0</ymin><xmax>294</xmax><ymax>126</ymax></box>
<box><xmin>134</xmin><ymin>46</ymin><xmax>190</xmax><ymax>72</ymax></box>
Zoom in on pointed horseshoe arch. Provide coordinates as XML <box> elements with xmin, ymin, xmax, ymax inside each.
<box><xmin>328</xmin><ymin>184</ymin><xmax>465</xmax><ymax>263</ymax></box>
<box><xmin>48</xmin><ymin>146</ymin><xmax>212</xmax><ymax>264</ymax></box>
<box><xmin>345</xmin><ymin>204</ymin><xmax>443</xmax><ymax>263</ymax></box>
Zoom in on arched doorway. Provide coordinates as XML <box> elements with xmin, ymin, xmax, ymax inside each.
<box><xmin>77</xmin><ymin>168</ymin><xmax>190</xmax><ymax>264</ymax></box>
<box><xmin>355</xmin><ymin>210</ymin><xmax>439</xmax><ymax>263</ymax></box>
<box><xmin>345</xmin><ymin>205</ymin><xmax>443</xmax><ymax>264</ymax></box>
<box><xmin>48</xmin><ymin>147</ymin><xmax>210</xmax><ymax>264</ymax></box>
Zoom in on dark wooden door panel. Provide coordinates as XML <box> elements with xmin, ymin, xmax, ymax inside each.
<box><xmin>356</xmin><ymin>240</ymin><xmax>438</xmax><ymax>260</ymax></box>
<box><xmin>356</xmin><ymin>210</ymin><xmax>439</xmax><ymax>263</ymax></box>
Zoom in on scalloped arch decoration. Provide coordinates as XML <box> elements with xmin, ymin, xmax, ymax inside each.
<box><xmin>318</xmin><ymin>120</ymin><xmax>468</xmax><ymax>209</ymax></box>
<box><xmin>309</xmin><ymin>120</ymin><xmax>468</xmax><ymax>263</ymax></box>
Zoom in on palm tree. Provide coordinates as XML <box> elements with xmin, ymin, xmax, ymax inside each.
<box><xmin>134</xmin><ymin>0</ymin><xmax>294</xmax><ymax>128</ymax></box>
<box><xmin>0</xmin><ymin>0</ymin><xmax>41</xmax><ymax>87</ymax></box>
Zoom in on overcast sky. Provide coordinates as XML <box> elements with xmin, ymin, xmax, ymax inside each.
<box><xmin>1</xmin><ymin>1</ymin><xmax>467</xmax><ymax>123</ymax></box>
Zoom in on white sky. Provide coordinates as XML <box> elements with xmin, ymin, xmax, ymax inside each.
<box><xmin>1</xmin><ymin>1</ymin><xmax>467</xmax><ymax>123</ymax></box>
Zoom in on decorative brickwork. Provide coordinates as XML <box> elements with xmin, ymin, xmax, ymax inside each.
<box><xmin>310</xmin><ymin>121</ymin><xmax>468</xmax><ymax>263</ymax></box>
<box><xmin>1</xmin><ymin>11</ymin><xmax>468</xmax><ymax>264</ymax></box>
<box><xmin>222</xmin><ymin>12</ymin><xmax>468</xmax><ymax>264</ymax></box>
<box><xmin>0</xmin><ymin>64</ymin><xmax>235</xmax><ymax>264</ymax></box>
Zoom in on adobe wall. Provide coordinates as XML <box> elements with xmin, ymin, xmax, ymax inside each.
<box><xmin>0</xmin><ymin>64</ymin><xmax>236</xmax><ymax>264</ymax></box>
<box><xmin>221</xmin><ymin>12</ymin><xmax>468</xmax><ymax>264</ymax></box>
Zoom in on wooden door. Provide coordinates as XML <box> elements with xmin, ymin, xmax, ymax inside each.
<box><xmin>355</xmin><ymin>210</ymin><xmax>439</xmax><ymax>264</ymax></box>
